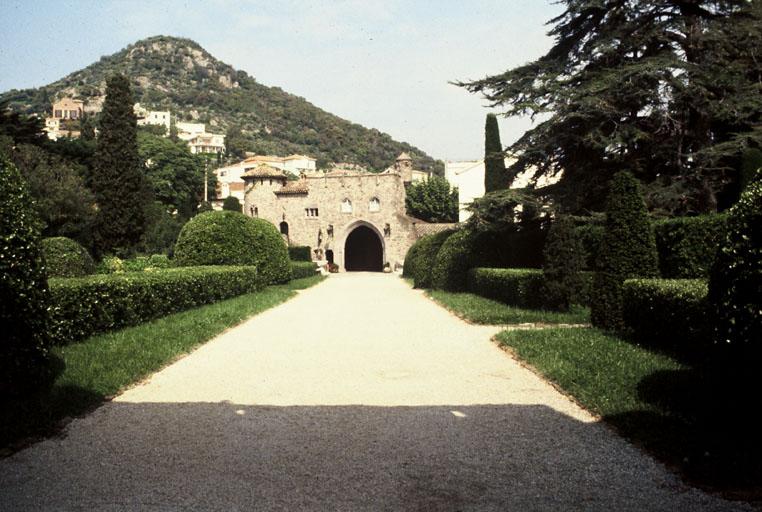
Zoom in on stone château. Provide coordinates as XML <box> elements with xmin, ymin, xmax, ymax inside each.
<box><xmin>243</xmin><ymin>153</ymin><xmax>452</xmax><ymax>271</ymax></box>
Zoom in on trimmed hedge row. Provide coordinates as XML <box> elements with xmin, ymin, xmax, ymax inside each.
<box><xmin>288</xmin><ymin>246</ymin><xmax>312</xmax><ymax>262</ymax></box>
<box><xmin>622</xmin><ymin>279</ymin><xmax>710</xmax><ymax>353</ymax></box>
<box><xmin>467</xmin><ymin>268</ymin><xmax>593</xmax><ymax>309</ymax></box>
<box><xmin>654</xmin><ymin>215</ymin><xmax>726</xmax><ymax>278</ymax></box>
<box><xmin>290</xmin><ymin>261</ymin><xmax>318</xmax><ymax>279</ymax></box>
<box><xmin>49</xmin><ymin>266</ymin><xmax>265</xmax><ymax>345</ymax></box>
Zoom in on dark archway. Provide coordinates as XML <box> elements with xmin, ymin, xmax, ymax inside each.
<box><xmin>344</xmin><ymin>225</ymin><xmax>383</xmax><ymax>271</ymax></box>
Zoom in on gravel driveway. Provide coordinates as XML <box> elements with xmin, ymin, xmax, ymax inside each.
<box><xmin>0</xmin><ymin>273</ymin><xmax>748</xmax><ymax>511</ymax></box>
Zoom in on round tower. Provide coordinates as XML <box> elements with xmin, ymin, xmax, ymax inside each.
<box><xmin>394</xmin><ymin>152</ymin><xmax>414</xmax><ymax>183</ymax></box>
<box><xmin>241</xmin><ymin>164</ymin><xmax>287</xmax><ymax>218</ymax></box>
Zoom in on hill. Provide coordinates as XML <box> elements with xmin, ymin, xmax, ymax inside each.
<box><xmin>1</xmin><ymin>35</ymin><xmax>442</xmax><ymax>173</ymax></box>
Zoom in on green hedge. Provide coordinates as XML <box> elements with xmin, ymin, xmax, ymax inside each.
<box><xmin>42</xmin><ymin>237</ymin><xmax>95</xmax><ymax>278</ymax></box>
<box><xmin>467</xmin><ymin>268</ymin><xmax>593</xmax><ymax>309</ymax></box>
<box><xmin>49</xmin><ymin>266</ymin><xmax>265</xmax><ymax>345</ymax></box>
<box><xmin>573</xmin><ymin>223</ymin><xmax>604</xmax><ymax>271</ymax></box>
<box><xmin>412</xmin><ymin>230</ymin><xmax>455</xmax><ymax>289</ymax></box>
<box><xmin>402</xmin><ymin>237</ymin><xmax>425</xmax><ymax>278</ymax></box>
<box><xmin>654</xmin><ymin>215</ymin><xmax>726</xmax><ymax>278</ymax></box>
<box><xmin>174</xmin><ymin>211</ymin><xmax>291</xmax><ymax>284</ymax></box>
<box><xmin>288</xmin><ymin>246</ymin><xmax>312</xmax><ymax>262</ymax></box>
<box><xmin>431</xmin><ymin>229</ymin><xmax>476</xmax><ymax>291</ymax></box>
<box><xmin>96</xmin><ymin>254</ymin><xmax>171</xmax><ymax>274</ymax></box>
<box><xmin>290</xmin><ymin>261</ymin><xmax>318</xmax><ymax>279</ymax></box>
<box><xmin>622</xmin><ymin>279</ymin><xmax>710</xmax><ymax>353</ymax></box>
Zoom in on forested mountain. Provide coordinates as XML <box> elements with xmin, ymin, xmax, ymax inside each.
<box><xmin>1</xmin><ymin>35</ymin><xmax>442</xmax><ymax>173</ymax></box>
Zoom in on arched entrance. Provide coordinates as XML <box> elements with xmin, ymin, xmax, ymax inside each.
<box><xmin>344</xmin><ymin>225</ymin><xmax>383</xmax><ymax>271</ymax></box>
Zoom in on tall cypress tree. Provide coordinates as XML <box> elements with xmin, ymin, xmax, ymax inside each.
<box><xmin>484</xmin><ymin>113</ymin><xmax>507</xmax><ymax>193</ymax></box>
<box><xmin>92</xmin><ymin>74</ymin><xmax>147</xmax><ymax>256</ymax></box>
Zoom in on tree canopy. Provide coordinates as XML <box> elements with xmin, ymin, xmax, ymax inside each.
<box><xmin>459</xmin><ymin>0</ymin><xmax>762</xmax><ymax>215</ymax></box>
<box><xmin>405</xmin><ymin>175</ymin><xmax>459</xmax><ymax>223</ymax></box>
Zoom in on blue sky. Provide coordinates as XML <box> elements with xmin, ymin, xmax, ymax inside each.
<box><xmin>0</xmin><ymin>0</ymin><xmax>562</xmax><ymax>160</ymax></box>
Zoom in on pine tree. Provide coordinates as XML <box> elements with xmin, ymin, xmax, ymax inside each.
<box><xmin>0</xmin><ymin>154</ymin><xmax>54</xmax><ymax>398</ymax></box>
<box><xmin>484</xmin><ymin>113</ymin><xmax>507</xmax><ymax>193</ymax></box>
<box><xmin>591</xmin><ymin>171</ymin><xmax>658</xmax><ymax>330</ymax></box>
<box><xmin>92</xmin><ymin>74</ymin><xmax>148</xmax><ymax>256</ymax></box>
<box><xmin>459</xmin><ymin>1</ymin><xmax>762</xmax><ymax>214</ymax></box>
<box><xmin>542</xmin><ymin>215</ymin><xmax>585</xmax><ymax>311</ymax></box>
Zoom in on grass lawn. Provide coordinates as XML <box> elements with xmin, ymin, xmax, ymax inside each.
<box><xmin>1</xmin><ymin>275</ymin><xmax>325</xmax><ymax>454</ymax></box>
<box><xmin>497</xmin><ymin>327</ymin><xmax>762</xmax><ymax>499</ymax></box>
<box><xmin>427</xmin><ymin>289</ymin><xmax>590</xmax><ymax>325</ymax></box>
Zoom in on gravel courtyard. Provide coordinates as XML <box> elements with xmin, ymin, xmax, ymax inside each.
<box><xmin>0</xmin><ymin>273</ymin><xmax>747</xmax><ymax>511</ymax></box>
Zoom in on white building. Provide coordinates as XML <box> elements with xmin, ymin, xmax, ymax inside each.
<box><xmin>445</xmin><ymin>158</ymin><xmax>558</xmax><ymax>222</ymax></box>
<box><xmin>176</xmin><ymin>122</ymin><xmax>225</xmax><ymax>155</ymax></box>
<box><xmin>134</xmin><ymin>104</ymin><xmax>171</xmax><ymax>132</ymax></box>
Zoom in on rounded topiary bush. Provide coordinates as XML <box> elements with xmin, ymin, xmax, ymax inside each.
<box><xmin>413</xmin><ymin>230</ymin><xmax>455</xmax><ymax>289</ymax></box>
<box><xmin>431</xmin><ymin>229</ymin><xmax>477</xmax><ymax>291</ymax></box>
<box><xmin>42</xmin><ymin>236</ymin><xmax>95</xmax><ymax>277</ymax></box>
<box><xmin>0</xmin><ymin>155</ymin><xmax>54</xmax><ymax>398</ymax></box>
<box><xmin>591</xmin><ymin>171</ymin><xmax>658</xmax><ymax>330</ymax></box>
<box><xmin>708</xmin><ymin>169</ymin><xmax>761</xmax><ymax>356</ymax></box>
<box><xmin>174</xmin><ymin>211</ymin><xmax>291</xmax><ymax>284</ymax></box>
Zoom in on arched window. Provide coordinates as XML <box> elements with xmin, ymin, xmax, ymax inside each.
<box><xmin>341</xmin><ymin>198</ymin><xmax>352</xmax><ymax>213</ymax></box>
<box><xmin>250</xmin><ymin>205</ymin><xmax>258</xmax><ymax>217</ymax></box>
<box><xmin>279</xmin><ymin>221</ymin><xmax>289</xmax><ymax>236</ymax></box>
<box><xmin>369</xmin><ymin>197</ymin><xmax>380</xmax><ymax>212</ymax></box>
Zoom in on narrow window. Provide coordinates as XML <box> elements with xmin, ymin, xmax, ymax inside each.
<box><xmin>369</xmin><ymin>197</ymin><xmax>380</xmax><ymax>212</ymax></box>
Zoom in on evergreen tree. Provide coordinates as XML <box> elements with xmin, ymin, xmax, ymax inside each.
<box><xmin>459</xmin><ymin>1</ymin><xmax>762</xmax><ymax>214</ymax></box>
<box><xmin>484</xmin><ymin>113</ymin><xmax>507</xmax><ymax>193</ymax></box>
<box><xmin>91</xmin><ymin>74</ymin><xmax>148</xmax><ymax>256</ymax></box>
<box><xmin>708</xmin><ymin>169</ymin><xmax>761</xmax><ymax>356</ymax></box>
<box><xmin>0</xmin><ymin>155</ymin><xmax>54</xmax><ymax>398</ymax></box>
<box><xmin>591</xmin><ymin>171</ymin><xmax>658</xmax><ymax>330</ymax></box>
<box><xmin>542</xmin><ymin>215</ymin><xmax>585</xmax><ymax>311</ymax></box>
<box><xmin>80</xmin><ymin>112</ymin><xmax>95</xmax><ymax>141</ymax></box>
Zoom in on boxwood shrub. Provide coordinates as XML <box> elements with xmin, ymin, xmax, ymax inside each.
<box><xmin>42</xmin><ymin>236</ymin><xmax>95</xmax><ymax>278</ymax></box>
<box><xmin>96</xmin><ymin>254</ymin><xmax>171</xmax><ymax>274</ymax></box>
<box><xmin>402</xmin><ymin>236</ymin><xmax>426</xmax><ymax>278</ymax></box>
<box><xmin>467</xmin><ymin>268</ymin><xmax>593</xmax><ymax>309</ymax></box>
<box><xmin>49</xmin><ymin>266</ymin><xmax>265</xmax><ymax>345</ymax></box>
<box><xmin>288</xmin><ymin>246</ymin><xmax>312</xmax><ymax>262</ymax></box>
<box><xmin>290</xmin><ymin>261</ymin><xmax>318</xmax><ymax>279</ymax></box>
<box><xmin>431</xmin><ymin>229</ymin><xmax>477</xmax><ymax>291</ymax></box>
<box><xmin>654</xmin><ymin>215</ymin><xmax>726</xmax><ymax>278</ymax></box>
<box><xmin>412</xmin><ymin>230</ymin><xmax>455</xmax><ymax>289</ymax></box>
<box><xmin>174</xmin><ymin>211</ymin><xmax>291</xmax><ymax>284</ymax></box>
<box><xmin>591</xmin><ymin>171</ymin><xmax>659</xmax><ymax>330</ymax></box>
<box><xmin>622</xmin><ymin>279</ymin><xmax>710</xmax><ymax>355</ymax></box>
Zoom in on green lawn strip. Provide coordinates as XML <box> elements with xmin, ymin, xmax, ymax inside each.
<box><xmin>427</xmin><ymin>289</ymin><xmax>589</xmax><ymax>325</ymax></box>
<box><xmin>497</xmin><ymin>327</ymin><xmax>761</xmax><ymax>494</ymax></box>
<box><xmin>1</xmin><ymin>275</ymin><xmax>325</xmax><ymax>453</ymax></box>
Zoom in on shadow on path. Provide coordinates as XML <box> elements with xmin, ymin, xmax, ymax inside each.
<box><xmin>0</xmin><ymin>402</ymin><xmax>744</xmax><ymax>511</ymax></box>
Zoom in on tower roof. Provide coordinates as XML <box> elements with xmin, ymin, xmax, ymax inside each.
<box><xmin>396</xmin><ymin>152</ymin><xmax>412</xmax><ymax>161</ymax></box>
<box><xmin>242</xmin><ymin>164</ymin><xmax>287</xmax><ymax>179</ymax></box>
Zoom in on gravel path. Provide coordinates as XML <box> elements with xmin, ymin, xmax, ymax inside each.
<box><xmin>0</xmin><ymin>273</ymin><xmax>747</xmax><ymax>511</ymax></box>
